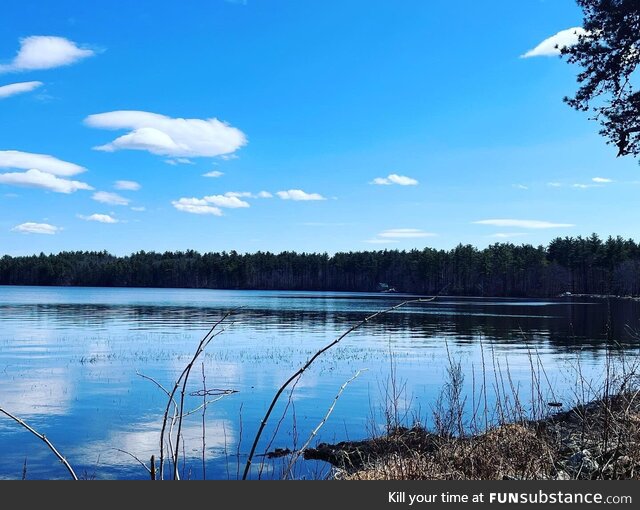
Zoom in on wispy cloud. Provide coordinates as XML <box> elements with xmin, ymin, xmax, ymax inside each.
<box><xmin>0</xmin><ymin>81</ymin><xmax>43</xmax><ymax>99</ymax></box>
<box><xmin>131</xmin><ymin>206</ymin><xmax>146</xmax><ymax>212</ymax></box>
<box><xmin>203</xmin><ymin>170</ymin><xmax>224</xmax><ymax>178</ymax></box>
<box><xmin>513</xmin><ymin>184</ymin><xmax>529</xmax><ymax>190</ymax></box>
<box><xmin>78</xmin><ymin>213</ymin><xmax>118</xmax><ymax>224</ymax></box>
<box><xmin>365</xmin><ymin>228</ymin><xmax>436</xmax><ymax>244</ymax></box>
<box><xmin>592</xmin><ymin>177</ymin><xmax>613</xmax><ymax>183</ymax></box>
<box><xmin>0</xmin><ymin>169</ymin><xmax>92</xmax><ymax>193</ymax></box>
<box><xmin>474</xmin><ymin>219</ymin><xmax>574</xmax><ymax>229</ymax></box>
<box><xmin>92</xmin><ymin>191</ymin><xmax>130</xmax><ymax>206</ymax></box>
<box><xmin>302</xmin><ymin>222</ymin><xmax>353</xmax><ymax>227</ymax></box>
<box><xmin>547</xmin><ymin>182</ymin><xmax>562</xmax><ymax>188</ymax></box>
<box><xmin>0</xmin><ymin>150</ymin><xmax>85</xmax><ymax>176</ymax></box>
<box><xmin>114</xmin><ymin>180</ymin><xmax>141</xmax><ymax>191</ymax></box>
<box><xmin>371</xmin><ymin>173</ymin><xmax>418</xmax><ymax>186</ymax></box>
<box><xmin>223</xmin><ymin>191</ymin><xmax>273</xmax><ymax>199</ymax></box>
<box><xmin>572</xmin><ymin>183</ymin><xmax>599</xmax><ymax>189</ymax></box>
<box><xmin>521</xmin><ymin>27</ymin><xmax>587</xmax><ymax>58</ymax></box>
<box><xmin>489</xmin><ymin>232</ymin><xmax>528</xmax><ymax>239</ymax></box>
<box><xmin>378</xmin><ymin>228</ymin><xmax>436</xmax><ymax>239</ymax></box>
<box><xmin>11</xmin><ymin>222</ymin><xmax>60</xmax><ymax>235</ymax></box>
<box><xmin>224</xmin><ymin>191</ymin><xmax>254</xmax><ymax>198</ymax></box>
<box><xmin>364</xmin><ymin>238</ymin><xmax>399</xmax><ymax>244</ymax></box>
<box><xmin>0</xmin><ymin>36</ymin><xmax>95</xmax><ymax>73</ymax></box>
<box><xmin>85</xmin><ymin>110</ymin><xmax>246</xmax><ymax>158</ymax></box>
<box><xmin>164</xmin><ymin>158</ymin><xmax>194</xmax><ymax>166</ymax></box>
<box><xmin>276</xmin><ymin>189</ymin><xmax>325</xmax><ymax>201</ymax></box>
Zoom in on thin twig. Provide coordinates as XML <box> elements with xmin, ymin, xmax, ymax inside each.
<box><xmin>157</xmin><ymin>311</ymin><xmax>234</xmax><ymax>479</ymax></box>
<box><xmin>0</xmin><ymin>406</ymin><xmax>78</xmax><ymax>480</ymax></box>
<box><xmin>137</xmin><ymin>370</ymin><xmax>179</xmax><ymax>477</ymax></box>
<box><xmin>182</xmin><ymin>393</ymin><xmax>236</xmax><ymax>418</ymax></box>
<box><xmin>258</xmin><ymin>374</ymin><xmax>303</xmax><ymax>479</ymax></box>
<box><xmin>112</xmin><ymin>448</ymin><xmax>152</xmax><ymax>475</ymax></box>
<box><xmin>201</xmin><ymin>362</ymin><xmax>206</xmax><ymax>481</ymax></box>
<box><xmin>285</xmin><ymin>369</ymin><xmax>367</xmax><ymax>478</ymax></box>
<box><xmin>241</xmin><ymin>295</ymin><xmax>437</xmax><ymax>480</ymax></box>
<box><xmin>173</xmin><ymin>324</ymin><xmax>230</xmax><ymax>479</ymax></box>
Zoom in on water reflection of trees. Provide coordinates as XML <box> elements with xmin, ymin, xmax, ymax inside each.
<box><xmin>3</xmin><ymin>297</ymin><xmax>639</xmax><ymax>355</ymax></box>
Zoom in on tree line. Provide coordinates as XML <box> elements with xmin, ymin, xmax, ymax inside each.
<box><xmin>2</xmin><ymin>234</ymin><xmax>640</xmax><ymax>297</ymax></box>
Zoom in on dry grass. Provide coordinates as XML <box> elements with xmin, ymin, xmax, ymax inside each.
<box><xmin>329</xmin><ymin>392</ymin><xmax>640</xmax><ymax>480</ymax></box>
<box><xmin>331</xmin><ymin>423</ymin><xmax>555</xmax><ymax>480</ymax></box>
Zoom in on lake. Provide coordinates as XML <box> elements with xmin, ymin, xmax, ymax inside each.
<box><xmin>0</xmin><ymin>286</ymin><xmax>639</xmax><ymax>480</ymax></box>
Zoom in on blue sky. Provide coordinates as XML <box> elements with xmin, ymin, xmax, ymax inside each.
<box><xmin>1</xmin><ymin>0</ymin><xmax>638</xmax><ymax>256</ymax></box>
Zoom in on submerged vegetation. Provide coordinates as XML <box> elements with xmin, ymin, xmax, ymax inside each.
<box><xmin>4</xmin><ymin>234</ymin><xmax>640</xmax><ymax>296</ymax></box>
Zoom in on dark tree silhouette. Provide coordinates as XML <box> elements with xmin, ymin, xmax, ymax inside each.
<box><xmin>562</xmin><ymin>0</ymin><xmax>640</xmax><ymax>157</ymax></box>
<box><xmin>2</xmin><ymin>235</ymin><xmax>640</xmax><ymax>297</ymax></box>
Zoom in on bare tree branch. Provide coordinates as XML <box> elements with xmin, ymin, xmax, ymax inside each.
<box><xmin>241</xmin><ymin>296</ymin><xmax>437</xmax><ymax>480</ymax></box>
<box><xmin>0</xmin><ymin>406</ymin><xmax>78</xmax><ymax>480</ymax></box>
<box><xmin>112</xmin><ymin>448</ymin><xmax>152</xmax><ymax>475</ymax></box>
<box><xmin>156</xmin><ymin>311</ymin><xmax>234</xmax><ymax>479</ymax></box>
<box><xmin>285</xmin><ymin>368</ymin><xmax>367</xmax><ymax>478</ymax></box>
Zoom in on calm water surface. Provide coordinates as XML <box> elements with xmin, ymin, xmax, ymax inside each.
<box><xmin>1</xmin><ymin>286</ymin><xmax>639</xmax><ymax>479</ymax></box>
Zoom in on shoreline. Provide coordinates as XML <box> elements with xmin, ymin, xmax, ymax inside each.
<box><xmin>303</xmin><ymin>393</ymin><xmax>640</xmax><ymax>480</ymax></box>
<box><xmin>2</xmin><ymin>283</ymin><xmax>640</xmax><ymax>301</ymax></box>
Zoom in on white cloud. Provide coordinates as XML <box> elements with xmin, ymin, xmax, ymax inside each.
<box><xmin>474</xmin><ymin>219</ymin><xmax>574</xmax><ymax>229</ymax></box>
<box><xmin>365</xmin><ymin>228</ymin><xmax>436</xmax><ymax>244</ymax></box>
<box><xmin>489</xmin><ymin>232</ymin><xmax>527</xmax><ymax>239</ymax></box>
<box><xmin>11</xmin><ymin>222</ymin><xmax>60</xmax><ymax>235</ymax></box>
<box><xmin>164</xmin><ymin>158</ymin><xmax>194</xmax><ymax>165</ymax></box>
<box><xmin>592</xmin><ymin>177</ymin><xmax>612</xmax><ymax>183</ymax></box>
<box><xmin>171</xmin><ymin>197</ymin><xmax>223</xmax><ymax>216</ymax></box>
<box><xmin>171</xmin><ymin>193</ymin><xmax>250</xmax><ymax>215</ymax></box>
<box><xmin>276</xmin><ymin>189</ymin><xmax>325</xmax><ymax>201</ymax></box>
<box><xmin>378</xmin><ymin>228</ymin><xmax>436</xmax><ymax>239</ymax></box>
<box><xmin>131</xmin><ymin>206</ymin><xmax>146</xmax><ymax>212</ymax></box>
<box><xmin>0</xmin><ymin>81</ymin><xmax>43</xmax><ymax>99</ymax></box>
<box><xmin>78</xmin><ymin>213</ymin><xmax>118</xmax><ymax>224</ymax></box>
<box><xmin>0</xmin><ymin>150</ymin><xmax>85</xmax><ymax>176</ymax></box>
<box><xmin>92</xmin><ymin>191</ymin><xmax>130</xmax><ymax>206</ymax></box>
<box><xmin>572</xmin><ymin>183</ymin><xmax>599</xmax><ymax>189</ymax></box>
<box><xmin>224</xmin><ymin>191</ymin><xmax>254</xmax><ymax>198</ymax></box>
<box><xmin>203</xmin><ymin>194</ymin><xmax>250</xmax><ymax>208</ymax></box>
<box><xmin>203</xmin><ymin>170</ymin><xmax>224</xmax><ymax>178</ymax></box>
<box><xmin>85</xmin><ymin>110</ymin><xmax>247</xmax><ymax>158</ymax></box>
<box><xmin>513</xmin><ymin>184</ymin><xmax>529</xmax><ymax>190</ymax></box>
<box><xmin>114</xmin><ymin>180</ymin><xmax>141</xmax><ymax>191</ymax></box>
<box><xmin>0</xmin><ymin>168</ymin><xmax>92</xmax><ymax>193</ymax></box>
<box><xmin>0</xmin><ymin>36</ymin><xmax>95</xmax><ymax>73</ymax></box>
<box><xmin>222</xmin><ymin>191</ymin><xmax>272</xmax><ymax>199</ymax></box>
<box><xmin>521</xmin><ymin>27</ymin><xmax>587</xmax><ymax>58</ymax></box>
<box><xmin>372</xmin><ymin>173</ymin><xmax>418</xmax><ymax>186</ymax></box>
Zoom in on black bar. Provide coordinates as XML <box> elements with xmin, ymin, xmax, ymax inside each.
<box><xmin>2</xmin><ymin>480</ymin><xmax>637</xmax><ymax>509</ymax></box>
